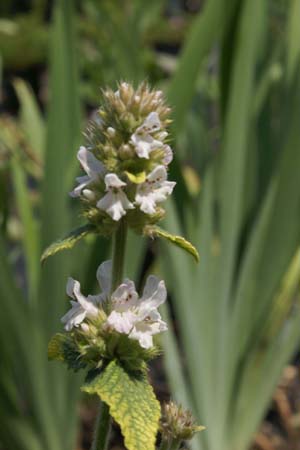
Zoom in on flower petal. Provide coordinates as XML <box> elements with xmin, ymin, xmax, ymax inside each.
<box><xmin>96</xmin><ymin>260</ymin><xmax>112</xmax><ymax>295</ymax></box>
<box><xmin>77</xmin><ymin>146</ymin><xmax>105</xmax><ymax>178</ymax></box>
<box><xmin>162</xmin><ymin>145</ymin><xmax>173</xmax><ymax>165</ymax></box>
<box><xmin>135</xmin><ymin>165</ymin><xmax>175</xmax><ymax>214</ymax></box>
<box><xmin>106</xmin><ymin>310</ymin><xmax>136</xmax><ymax>334</ymax></box>
<box><xmin>135</xmin><ymin>191</ymin><xmax>157</xmax><ymax>215</ymax></box>
<box><xmin>97</xmin><ymin>190</ymin><xmax>133</xmax><ymax>221</ymax></box>
<box><xmin>104</xmin><ymin>173</ymin><xmax>126</xmax><ymax>189</ymax></box>
<box><xmin>61</xmin><ymin>303</ymin><xmax>87</xmax><ymax>331</ymax></box>
<box><xmin>111</xmin><ymin>279</ymin><xmax>138</xmax><ymax>311</ymax></box>
<box><xmin>147</xmin><ymin>165</ymin><xmax>168</xmax><ymax>184</ymax></box>
<box><xmin>130</xmin><ymin>134</ymin><xmax>153</xmax><ymax>159</ymax></box>
<box><xmin>71</xmin><ymin>279</ymin><xmax>99</xmax><ymax>316</ymax></box>
<box><xmin>66</xmin><ymin>277</ymin><xmax>77</xmax><ymax>298</ymax></box>
<box><xmin>129</xmin><ymin>327</ymin><xmax>154</xmax><ymax>349</ymax></box>
<box><xmin>141</xmin><ymin>276</ymin><xmax>167</xmax><ymax>309</ymax></box>
<box><xmin>70</xmin><ymin>175</ymin><xmax>91</xmax><ymax>198</ymax></box>
<box><xmin>137</xmin><ymin>112</ymin><xmax>161</xmax><ymax>134</ymax></box>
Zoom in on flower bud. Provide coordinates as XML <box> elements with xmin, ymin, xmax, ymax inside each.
<box><xmin>83</xmin><ymin>189</ymin><xmax>96</xmax><ymax>201</ymax></box>
<box><xmin>81</xmin><ymin>323</ymin><xmax>90</xmax><ymax>333</ymax></box>
<box><xmin>160</xmin><ymin>401</ymin><xmax>205</xmax><ymax>443</ymax></box>
<box><xmin>107</xmin><ymin>127</ymin><xmax>116</xmax><ymax>137</ymax></box>
<box><xmin>119</xmin><ymin>144</ymin><xmax>134</xmax><ymax>159</ymax></box>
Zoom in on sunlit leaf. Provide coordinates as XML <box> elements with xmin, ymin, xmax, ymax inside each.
<box><xmin>41</xmin><ymin>224</ymin><xmax>96</xmax><ymax>264</ymax></box>
<box><xmin>82</xmin><ymin>360</ymin><xmax>160</xmax><ymax>450</ymax></box>
<box><xmin>144</xmin><ymin>225</ymin><xmax>199</xmax><ymax>262</ymax></box>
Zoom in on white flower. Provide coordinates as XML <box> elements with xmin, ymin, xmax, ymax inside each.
<box><xmin>106</xmin><ymin>275</ymin><xmax>168</xmax><ymax>349</ymax></box>
<box><xmin>70</xmin><ymin>146</ymin><xmax>105</xmax><ymax>197</ymax></box>
<box><xmin>162</xmin><ymin>145</ymin><xmax>173</xmax><ymax>165</ymax></box>
<box><xmin>61</xmin><ymin>278</ymin><xmax>99</xmax><ymax>331</ymax></box>
<box><xmin>135</xmin><ymin>165</ymin><xmax>176</xmax><ymax>215</ymax></box>
<box><xmin>61</xmin><ymin>260</ymin><xmax>112</xmax><ymax>331</ymax></box>
<box><xmin>136</xmin><ymin>112</ymin><xmax>161</xmax><ymax>134</ymax></box>
<box><xmin>131</xmin><ymin>112</ymin><xmax>164</xmax><ymax>159</ymax></box>
<box><xmin>97</xmin><ymin>173</ymin><xmax>134</xmax><ymax>221</ymax></box>
<box><xmin>106</xmin><ymin>279</ymin><xmax>139</xmax><ymax>333</ymax></box>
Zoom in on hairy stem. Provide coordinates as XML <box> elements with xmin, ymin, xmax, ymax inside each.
<box><xmin>159</xmin><ymin>439</ymin><xmax>182</xmax><ymax>450</ymax></box>
<box><xmin>159</xmin><ymin>440</ymin><xmax>170</xmax><ymax>450</ymax></box>
<box><xmin>169</xmin><ymin>439</ymin><xmax>182</xmax><ymax>450</ymax></box>
<box><xmin>91</xmin><ymin>220</ymin><xmax>127</xmax><ymax>450</ymax></box>
<box><xmin>92</xmin><ymin>402</ymin><xmax>111</xmax><ymax>450</ymax></box>
<box><xmin>111</xmin><ymin>220</ymin><xmax>127</xmax><ymax>292</ymax></box>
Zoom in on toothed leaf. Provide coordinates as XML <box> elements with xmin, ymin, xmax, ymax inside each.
<box><xmin>82</xmin><ymin>360</ymin><xmax>160</xmax><ymax>450</ymax></box>
<box><xmin>41</xmin><ymin>224</ymin><xmax>96</xmax><ymax>264</ymax></box>
<box><xmin>144</xmin><ymin>225</ymin><xmax>199</xmax><ymax>262</ymax></box>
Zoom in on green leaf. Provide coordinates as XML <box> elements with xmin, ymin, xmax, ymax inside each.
<box><xmin>11</xmin><ymin>156</ymin><xmax>40</xmax><ymax>302</ymax></box>
<box><xmin>48</xmin><ymin>334</ymin><xmax>66</xmax><ymax>362</ymax></box>
<box><xmin>125</xmin><ymin>171</ymin><xmax>146</xmax><ymax>184</ymax></box>
<box><xmin>167</xmin><ymin>0</ymin><xmax>240</xmax><ymax>136</ymax></box>
<box><xmin>286</xmin><ymin>0</ymin><xmax>300</xmax><ymax>83</ymax></box>
<box><xmin>13</xmin><ymin>78</ymin><xmax>45</xmax><ymax>159</ymax></box>
<box><xmin>144</xmin><ymin>225</ymin><xmax>199</xmax><ymax>262</ymax></box>
<box><xmin>82</xmin><ymin>360</ymin><xmax>160</xmax><ymax>450</ymax></box>
<box><xmin>41</xmin><ymin>224</ymin><xmax>96</xmax><ymax>264</ymax></box>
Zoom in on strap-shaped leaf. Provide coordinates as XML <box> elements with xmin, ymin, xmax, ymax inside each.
<box><xmin>144</xmin><ymin>225</ymin><xmax>199</xmax><ymax>262</ymax></box>
<box><xmin>82</xmin><ymin>360</ymin><xmax>160</xmax><ymax>450</ymax></box>
<box><xmin>41</xmin><ymin>224</ymin><xmax>96</xmax><ymax>264</ymax></box>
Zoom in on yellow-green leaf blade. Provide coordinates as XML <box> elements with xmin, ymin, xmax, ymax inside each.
<box><xmin>82</xmin><ymin>360</ymin><xmax>160</xmax><ymax>450</ymax></box>
<box><xmin>144</xmin><ymin>225</ymin><xmax>199</xmax><ymax>263</ymax></box>
<box><xmin>41</xmin><ymin>224</ymin><xmax>96</xmax><ymax>264</ymax></box>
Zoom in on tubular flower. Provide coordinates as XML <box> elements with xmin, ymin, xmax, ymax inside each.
<box><xmin>61</xmin><ymin>260</ymin><xmax>167</xmax><ymax>350</ymax></box>
<box><xmin>97</xmin><ymin>173</ymin><xmax>134</xmax><ymax>221</ymax></box>
<box><xmin>70</xmin><ymin>146</ymin><xmax>105</xmax><ymax>198</ymax></box>
<box><xmin>135</xmin><ymin>165</ymin><xmax>176</xmax><ymax>214</ymax></box>
<box><xmin>106</xmin><ymin>274</ymin><xmax>168</xmax><ymax>349</ymax></box>
<box><xmin>61</xmin><ymin>260</ymin><xmax>112</xmax><ymax>331</ymax></box>
<box><xmin>130</xmin><ymin>112</ymin><xmax>164</xmax><ymax>159</ymax></box>
<box><xmin>61</xmin><ymin>279</ymin><xmax>99</xmax><ymax>331</ymax></box>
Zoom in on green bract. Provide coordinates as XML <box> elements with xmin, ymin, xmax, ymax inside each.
<box><xmin>48</xmin><ymin>319</ymin><xmax>160</xmax><ymax>375</ymax></box>
<box><xmin>82</xmin><ymin>360</ymin><xmax>161</xmax><ymax>450</ymax></box>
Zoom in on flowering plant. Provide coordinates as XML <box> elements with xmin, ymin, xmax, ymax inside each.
<box><xmin>43</xmin><ymin>82</ymin><xmax>202</xmax><ymax>450</ymax></box>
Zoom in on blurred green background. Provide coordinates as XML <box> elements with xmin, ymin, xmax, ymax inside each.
<box><xmin>1</xmin><ymin>1</ymin><xmax>300</xmax><ymax>450</ymax></box>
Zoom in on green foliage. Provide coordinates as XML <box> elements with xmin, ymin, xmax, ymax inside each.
<box><xmin>1</xmin><ymin>1</ymin><xmax>300</xmax><ymax>450</ymax></box>
<box><xmin>82</xmin><ymin>360</ymin><xmax>160</xmax><ymax>450</ymax></box>
<box><xmin>48</xmin><ymin>325</ymin><xmax>161</xmax><ymax>376</ymax></box>
<box><xmin>48</xmin><ymin>333</ymin><xmax>67</xmax><ymax>362</ymax></box>
<box><xmin>41</xmin><ymin>224</ymin><xmax>96</xmax><ymax>264</ymax></box>
<box><xmin>144</xmin><ymin>224</ymin><xmax>199</xmax><ymax>262</ymax></box>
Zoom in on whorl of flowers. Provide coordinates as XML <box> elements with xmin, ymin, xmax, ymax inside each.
<box><xmin>61</xmin><ymin>260</ymin><xmax>167</xmax><ymax>351</ymax></box>
<box><xmin>70</xmin><ymin>82</ymin><xmax>175</xmax><ymax>235</ymax></box>
<box><xmin>51</xmin><ymin>260</ymin><xmax>167</xmax><ymax>375</ymax></box>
